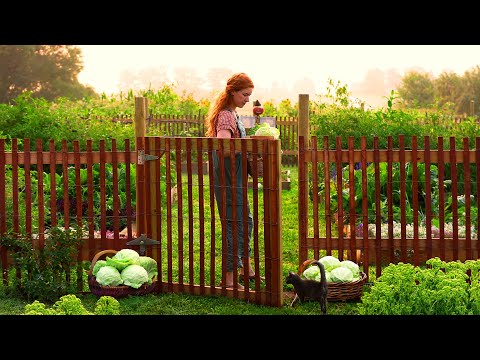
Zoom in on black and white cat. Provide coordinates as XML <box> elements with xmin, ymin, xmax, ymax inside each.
<box><xmin>285</xmin><ymin>260</ymin><xmax>328</xmax><ymax>315</ymax></box>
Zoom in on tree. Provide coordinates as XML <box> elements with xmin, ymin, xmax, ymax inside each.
<box><xmin>433</xmin><ymin>71</ymin><xmax>463</xmax><ymax>114</ymax></box>
<box><xmin>457</xmin><ymin>65</ymin><xmax>480</xmax><ymax>116</ymax></box>
<box><xmin>0</xmin><ymin>45</ymin><xmax>97</xmax><ymax>103</ymax></box>
<box><xmin>397</xmin><ymin>70</ymin><xmax>435</xmax><ymax>108</ymax></box>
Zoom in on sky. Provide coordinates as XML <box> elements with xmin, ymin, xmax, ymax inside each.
<box><xmin>77</xmin><ymin>45</ymin><xmax>480</xmax><ymax>101</ymax></box>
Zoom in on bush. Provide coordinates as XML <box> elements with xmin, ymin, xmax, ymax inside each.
<box><xmin>0</xmin><ymin>225</ymin><xmax>85</xmax><ymax>303</ymax></box>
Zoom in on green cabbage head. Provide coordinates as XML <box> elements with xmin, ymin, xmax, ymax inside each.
<box><xmin>93</xmin><ymin>259</ymin><xmax>107</xmax><ymax>276</ymax></box>
<box><xmin>330</xmin><ymin>266</ymin><xmax>354</xmax><ymax>282</ymax></box>
<box><xmin>96</xmin><ymin>265</ymin><xmax>123</xmax><ymax>286</ymax></box>
<box><xmin>138</xmin><ymin>256</ymin><xmax>158</xmax><ymax>284</ymax></box>
<box><xmin>318</xmin><ymin>255</ymin><xmax>341</xmax><ymax>271</ymax></box>
<box><xmin>121</xmin><ymin>264</ymin><xmax>149</xmax><ymax>289</ymax></box>
<box><xmin>340</xmin><ymin>260</ymin><xmax>360</xmax><ymax>278</ymax></box>
<box><xmin>106</xmin><ymin>248</ymin><xmax>140</xmax><ymax>271</ymax></box>
<box><xmin>302</xmin><ymin>265</ymin><xmax>320</xmax><ymax>280</ymax></box>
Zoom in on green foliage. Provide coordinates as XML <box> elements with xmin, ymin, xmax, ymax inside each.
<box><xmin>261</xmin><ymin>100</ymin><xmax>278</xmax><ymax>117</ymax></box>
<box><xmin>310</xmin><ymin>88</ymin><xmax>480</xmax><ymax>150</ymax></box>
<box><xmin>324</xmin><ymin>162</ymin><xmax>442</xmax><ymax>224</ymax></box>
<box><xmin>277</xmin><ymin>99</ymin><xmax>298</xmax><ymax>117</ymax></box>
<box><xmin>321</xmin><ymin>156</ymin><xmax>478</xmax><ymax>230</ymax></box>
<box><xmin>0</xmin><ymin>225</ymin><xmax>86</xmax><ymax>303</ymax></box>
<box><xmin>0</xmin><ymin>92</ymin><xmax>136</xmax><ymax>151</ymax></box>
<box><xmin>397</xmin><ymin>66</ymin><xmax>480</xmax><ymax>116</ymax></box>
<box><xmin>397</xmin><ymin>70</ymin><xmax>435</xmax><ymax>108</ymax></box>
<box><xmin>358</xmin><ymin>258</ymin><xmax>480</xmax><ymax>315</ymax></box>
<box><xmin>456</xmin><ymin>65</ymin><xmax>480</xmax><ymax>116</ymax></box>
<box><xmin>46</xmin><ymin>162</ymin><xmax>137</xmax><ymax>230</ymax></box>
<box><xmin>0</xmin><ymin>45</ymin><xmax>96</xmax><ymax>104</ymax></box>
<box><xmin>434</xmin><ymin>71</ymin><xmax>464</xmax><ymax>114</ymax></box>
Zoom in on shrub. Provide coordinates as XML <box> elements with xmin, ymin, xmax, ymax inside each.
<box><xmin>0</xmin><ymin>225</ymin><xmax>85</xmax><ymax>303</ymax></box>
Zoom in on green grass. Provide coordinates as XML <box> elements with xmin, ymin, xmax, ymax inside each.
<box><xmin>0</xmin><ymin>287</ymin><xmax>364</xmax><ymax>315</ymax></box>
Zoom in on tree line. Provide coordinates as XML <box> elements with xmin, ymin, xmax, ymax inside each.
<box><xmin>1</xmin><ymin>45</ymin><xmax>479</xmax><ymax>117</ymax></box>
<box><xmin>397</xmin><ymin>67</ymin><xmax>480</xmax><ymax>116</ymax></box>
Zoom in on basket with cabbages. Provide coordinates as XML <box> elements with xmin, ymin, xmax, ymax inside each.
<box><xmin>297</xmin><ymin>255</ymin><xmax>367</xmax><ymax>302</ymax></box>
<box><xmin>88</xmin><ymin>249</ymin><xmax>158</xmax><ymax>298</ymax></box>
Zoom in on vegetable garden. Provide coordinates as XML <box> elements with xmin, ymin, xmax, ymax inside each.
<box><xmin>1</xmin><ymin>90</ymin><xmax>480</xmax><ymax>314</ymax></box>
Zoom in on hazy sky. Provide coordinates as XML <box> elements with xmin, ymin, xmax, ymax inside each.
<box><xmin>77</xmin><ymin>45</ymin><xmax>480</xmax><ymax>96</ymax></box>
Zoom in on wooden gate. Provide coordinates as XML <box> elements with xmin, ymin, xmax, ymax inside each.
<box><xmin>135</xmin><ymin>135</ymin><xmax>284</xmax><ymax>307</ymax></box>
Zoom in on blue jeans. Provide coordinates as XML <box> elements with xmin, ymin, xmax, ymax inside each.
<box><xmin>212</xmin><ymin>152</ymin><xmax>253</xmax><ymax>272</ymax></box>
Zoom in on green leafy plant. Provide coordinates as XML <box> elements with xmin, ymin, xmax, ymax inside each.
<box><xmin>94</xmin><ymin>295</ymin><xmax>121</xmax><ymax>315</ymax></box>
<box><xmin>52</xmin><ymin>294</ymin><xmax>91</xmax><ymax>315</ymax></box>
<box><xmin>358</xmin><ymin>257</ymin><xmax>480</xmax><ymax>315</ymax></box>
<box><xmin>0</xmin><ymin>225</ymin><xmax>86</xmax><ymax>303</ymax></box>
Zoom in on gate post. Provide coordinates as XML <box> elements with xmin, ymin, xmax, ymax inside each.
<box><xmin>134</xmin><ymin>97</ymin><xmax>148</xmax><ymax>236</ymax></box>
<box><xmin>298</xmin><ymin>94</ymin><xmax>309</xmax><ymax>149</ymax></box>
<box><xmin>263</xmin><ymin>137</ymin><xmax>283</xmax><ymax>306</ymax></box>
<box><xmin>297</xmin><ymin>94</ymin><xmax>309</xmax><ymax>266</ymax></box>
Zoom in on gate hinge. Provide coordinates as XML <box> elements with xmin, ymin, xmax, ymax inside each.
<box><xmin>137</xmin><ymin>150</ymin><xmax>159</xmax><ymax>165</ymax></box>
<box><xmin>126</xmin><ymin>234</ymin><xmax>160</xmax><ymax>256</ymax></box>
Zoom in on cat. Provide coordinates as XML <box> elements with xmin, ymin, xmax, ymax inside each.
<box><xmin>285</xmin><ymin>260</ymin><xmax>328</xmax><ymax>315</ymax></box>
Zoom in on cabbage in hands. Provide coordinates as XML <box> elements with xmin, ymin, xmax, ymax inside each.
<box><xmin>121</xmin><ymin>264</ymin><xmax>149</xmax><ymax>289</ymax></box>
<box><xmin>253</xmin><ymin>123</ymin><xmax>280</xmax><ymax>139</ymax></box>
<box><xmin>96</xmin><ymin>265</ymin><xmax>123</xmax><ymax>286</ymax></box>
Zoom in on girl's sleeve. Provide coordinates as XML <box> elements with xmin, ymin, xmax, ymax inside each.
<box><xmin>216</xmin><ymin>110</ymin><xmax>237</xmax><ymax>136</ymax></box>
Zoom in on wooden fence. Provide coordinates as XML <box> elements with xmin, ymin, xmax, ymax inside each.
<box><xmin>2</xmin><ymin>94</ymin><xmax>479</xmax><ymax>307</ymax></box>
<box><xmin>1</xmin><ymin>133</ymin><xmax>479</xmax><ymax>304</ymax></box>
<box><xmin>0</xmin><ymin>136</ymin><xmax>284</xmax><ymax>307</ymax></box>
<box><xmin>298</xmin><ymin>134</ymin><xmax>480</xmax><ymax>280</ymax></box>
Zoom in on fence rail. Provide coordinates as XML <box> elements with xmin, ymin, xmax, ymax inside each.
<box><xmin>100</xmin><ymin>114</ymin><xmax>299</xmax><ymax>166</ymax></box>
<box><xmin>104</xmin><ymin>113</ymin><xmax>478</xmax><ymax>168</ymax></box>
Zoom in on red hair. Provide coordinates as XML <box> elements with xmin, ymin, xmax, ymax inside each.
<box><xmin>205</xmin><ymin>72</ymin><xmax>254</xmax><ymax>137</ymax></box>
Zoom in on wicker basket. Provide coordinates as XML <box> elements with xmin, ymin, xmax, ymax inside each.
<box><xmin>88</xmin><ymin>249</ymin><xmax>157</xmax><ymax>298</ymax></box>
<box><xmin>298</xmin><ymin>259</ymin><xmax>367</xmax><ymax>302</ymax></box>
